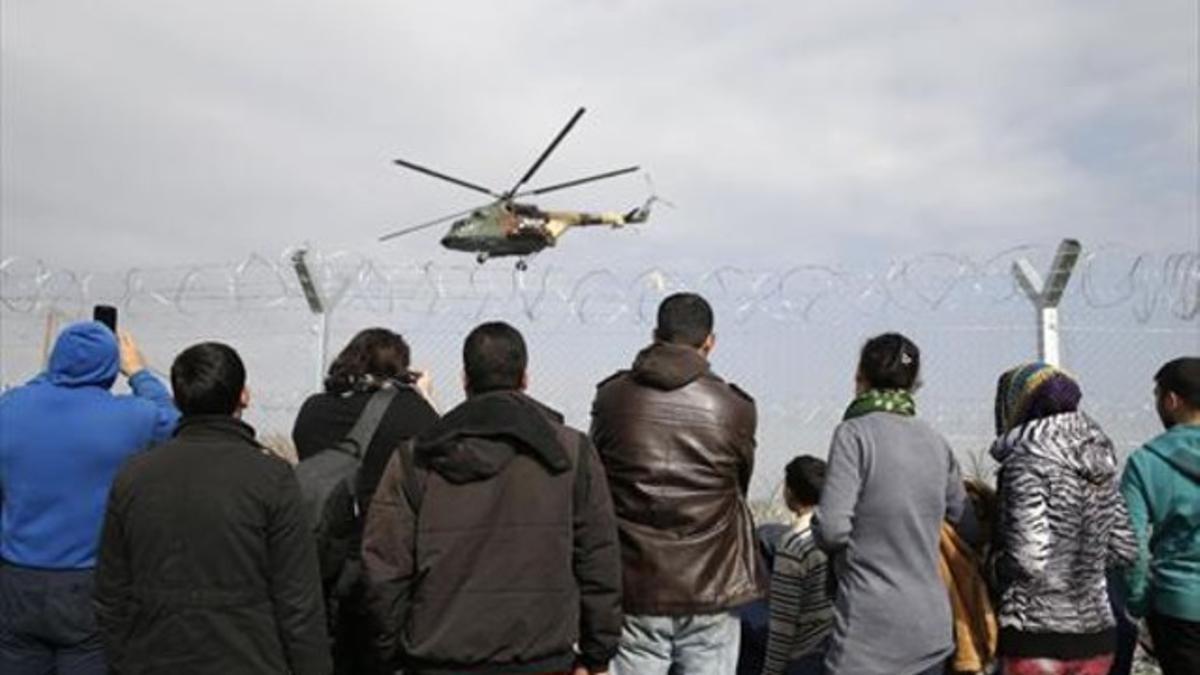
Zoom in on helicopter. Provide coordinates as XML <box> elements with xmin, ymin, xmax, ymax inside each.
<box><xmin>379</xmin><ymin>107</ymin><xmax>657</xmax><ymax>271</ymax></box>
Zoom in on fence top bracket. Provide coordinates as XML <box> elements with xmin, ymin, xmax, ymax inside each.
<box><xmin>1013</xmin><ymin>238</ymin><xmax>1081</xmax><ymax>310</ymax></box>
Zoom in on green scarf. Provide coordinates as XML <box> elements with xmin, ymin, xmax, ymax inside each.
<box><xmin>843</xmin><ymin>389</ymin><xmax>917</xmax><ymax>421</ymax></box>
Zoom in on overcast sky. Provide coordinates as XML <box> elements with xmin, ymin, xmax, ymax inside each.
<box><xmin>2</xmin><ymin>1</ymin><xmax>1197</xmax><ymax>271</ymax></box>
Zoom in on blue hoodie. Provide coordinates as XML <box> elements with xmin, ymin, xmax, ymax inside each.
<box><xmin>0</xmin><ymin>322</ymin><xmax>179</xmax><ymax>569</ymax></box>
<box><xmin>1120</xmin><ymin>423</ymin><xmax>1200</xmax><ymax>622</ymax></box>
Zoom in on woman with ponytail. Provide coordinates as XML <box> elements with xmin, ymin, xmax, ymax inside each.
<box><xmin>814</xmin><ymin>333</ymin><xmax>977</xmax><ymax>675</ymax></box>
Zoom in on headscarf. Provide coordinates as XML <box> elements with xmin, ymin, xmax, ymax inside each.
<box><xmin>994</xmin><ymin>363</ymin><xmax>1082</xmax><ymax>436</ymax></box>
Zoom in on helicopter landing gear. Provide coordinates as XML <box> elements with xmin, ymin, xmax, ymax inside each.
<box><xmin>515</xmin><ymin>259</ymin><xmax>529</xmax><ymax>272</ymax></box>
<box><xmin>475</xmin><ymin>252</ymin><xmax>489</xmax><ymax>265</ymax></box>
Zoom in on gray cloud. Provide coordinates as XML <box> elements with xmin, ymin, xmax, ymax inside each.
<box><xmin>2</xmin><ymin>0</ymin><xmax>1196</xmax><ymax>271</ymax></box>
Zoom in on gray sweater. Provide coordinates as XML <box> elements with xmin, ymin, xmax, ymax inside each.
<box><xmin>814</xmin><ymin>412</ymin><xmax>975</xmax><ymax>675</ymax></box>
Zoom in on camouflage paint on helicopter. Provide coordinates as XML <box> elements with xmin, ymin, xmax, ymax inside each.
<box><xmin>381</xmin><ymin>107</ymin><xmax>657</xmax><ymax>270</ymax></box>
<box><xmin>437</xmin><ymin>201</ymin><xmax>652</xmax><ymax>265</ymax></box>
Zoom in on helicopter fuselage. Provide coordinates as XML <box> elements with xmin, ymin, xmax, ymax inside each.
<box><xmin>439</xmin><ymin>202</ymin><xmax>554</xmax><ymax>258</ymax></box>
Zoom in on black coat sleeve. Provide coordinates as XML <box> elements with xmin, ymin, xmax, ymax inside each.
<box><xmin>94</xmin><ymin>474</ymin><xmax>133</xmax><ymax>673</ymax></box>
<box><xmin>291</xmin><ymin>395</ymin><xmax>325</xmax><ymax>462</ymax></box>
<box><xmin>572</xmin><ymin>434</ymin><xmax>623</xmax><ymax>670</ymax></box>
<box><xmin>266</xmin><ymin>465</ymin><xmax>333</xmax><ymax>675</ymax></box>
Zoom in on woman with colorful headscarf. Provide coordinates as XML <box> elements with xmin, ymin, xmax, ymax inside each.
<box><xmin>989</xmin><ymin>364</ymin><xmax>1137</xmax><ymax>675</ymax></box>
<box><xmin>814</xmin><ymin>333</ymin><xmax>977</xmax><ymax>675</ymax></box>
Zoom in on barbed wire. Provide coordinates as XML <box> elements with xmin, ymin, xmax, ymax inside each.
<box><xmin>2</xmin><ymin>245</ymin><xmax>1189</xmax><ymax>501</ymax></box>
<box><xmin>2</xmin><ymin>244</ymin><xmax>1197</xmax><ymax>324</ymax></box>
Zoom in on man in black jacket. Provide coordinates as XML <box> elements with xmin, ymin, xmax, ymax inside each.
<box><xmin>95</xmin><ymin>342</ymin><xmax>331</xmax><ymax>675</ymax></box>
<box><xmin>363</xmin><ymin>321</ymin><xmax>622</xmax><ymax>674</ymax></box>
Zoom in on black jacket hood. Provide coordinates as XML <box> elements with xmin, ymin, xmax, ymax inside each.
<box><xmin>631</xmin><ymin>342</ymin><xmax>710</xmax><ymax>391</ymax></box>
<box><xmin>415</xmin><ymin>390</ymin><xmax>569</xmax><ymax>484</ymax></box>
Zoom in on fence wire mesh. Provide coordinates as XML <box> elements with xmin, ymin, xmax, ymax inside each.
<box><xmin>2</xmin><ymin>244</ymin><xmax>1197</xmax><ymax>500</ymax></box>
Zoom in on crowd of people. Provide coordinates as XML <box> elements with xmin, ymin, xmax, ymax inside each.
<box><xmin>0</xmin><ymin>292</ymin><xmax>1196</xmax><ymax>675</ymax></box>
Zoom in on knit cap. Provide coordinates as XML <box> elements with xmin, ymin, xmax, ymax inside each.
<box><xmin>994</xmin><ymin>363</ymin><xmax>1082</xmax><ymax>435</ymax></box>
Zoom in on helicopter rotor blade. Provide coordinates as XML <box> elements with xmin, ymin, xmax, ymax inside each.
<box><xmin>392</xmin><ymin>158</ymin><xmax>501</xmax><ymax>198</ymax></box>
<box><xmin>378</xmin><ymin>204</ymin><xmax>488</xmax><ymax>242</ymax></box>
<box><xmin>505</xmin><ymin>106</ymin><xmax>586</xmax><ymax>198</ymax></box>
<box><xmin>514</xmin><ymin>165</ymin><xmax>640</xmax><ymax>198</ymax></box>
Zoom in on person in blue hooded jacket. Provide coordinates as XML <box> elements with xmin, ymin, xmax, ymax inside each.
<box><xmin>0</xmin><ymin>321</ymin><xmax>178</xmax><ymax>674</ymax></box>
<box><xmin>1120</xmin><ymin>357</ymin><xmax>1200</xmax><ymax>675</ymax></box>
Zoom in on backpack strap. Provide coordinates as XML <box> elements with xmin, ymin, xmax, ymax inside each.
<box><xmin>396</xmin><ymin>438</ymin><xmax>426</xmax><ymax>512</ymax></box>
<box><xmin>339</xmin><ymin>387</ymin><xmax>398</xmax><ymax>459</ymax></box>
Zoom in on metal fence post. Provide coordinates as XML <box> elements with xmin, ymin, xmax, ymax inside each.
<box><xmin>1012</xmin><ymin>239</ymin><xmax>1082</xmax><ymax>367</ymax></box>
<box><xmin>291</xmin><ymin>248</ymin><xmax>328</xmax><ymax>392</ymax></box>
<box><xmin>291</xmin><ymin>247</ymin><xmax>351</xmax><ymax>392</ymax></box>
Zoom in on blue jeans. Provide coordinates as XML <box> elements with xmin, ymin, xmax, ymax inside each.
<box><xmin>614</xmin><ymin>612</ymin><xmax>741</xmax><ymax>675</ymax></box>
<box><xmin>0</xmin><ymin>563</ymin><xmax>107</xmax><ymax>675</ymax></box>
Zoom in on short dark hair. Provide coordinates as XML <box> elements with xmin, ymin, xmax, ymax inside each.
<box><xmin>1156</xmin><ymin>357</ymin><xmax>1200</xmax><ymax>409</ymax></box>
<box><xmin>785</xmin><ymin>455</ymin><xmax>827</xmax><ymax>506</ymax></box>
<box><xmin>463</xmin><ymin>321</ymin><xmax>527</xmax><ymax>395</ymax></box>
<box><xmin>654</xmin><ymin>293</ymin><xmax>714</xmax><ymax>347</ymax></box>
<box><xmin>171</xmin><ymin>342</ymin><xmax>245</xmax><ymax>416</ymax></box>
<box><xmin>858</xmin><ymin>332</ymin><xmax>921</xmax><ymax>390</ymax></box>
<box><xmin>325</xmin><ymin>327</ymin><xmax>411</xmax><ymax>393</ymax></box>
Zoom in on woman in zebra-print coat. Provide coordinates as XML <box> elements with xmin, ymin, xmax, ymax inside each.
<box><xmin>988</xmin><ymin>364</ymin><xmax>1137</xmax><ymax>675</ymax></box>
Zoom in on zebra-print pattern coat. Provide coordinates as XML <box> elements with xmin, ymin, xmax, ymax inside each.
<box><xmin>989</xmin><ymin>412</ymin><xmax>1137</xmax><ymax>638</ymax></box>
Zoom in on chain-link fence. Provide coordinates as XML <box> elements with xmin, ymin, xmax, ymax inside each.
<box><xmin>2</xmin><ymin>244</ymin><xmax>1197</xmax><ymax>500</ymax></box>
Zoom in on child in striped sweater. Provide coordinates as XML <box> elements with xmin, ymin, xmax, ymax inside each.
<box><xmin>762</xmin><ymin>456</ymin><xmax>835</xmax><ymax>675</ymax></box>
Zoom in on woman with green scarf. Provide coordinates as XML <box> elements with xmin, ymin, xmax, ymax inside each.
<box><xmin>814</xmin><ymin>332</ymin><xmax>977</xmax><ymax>675</ymax></box>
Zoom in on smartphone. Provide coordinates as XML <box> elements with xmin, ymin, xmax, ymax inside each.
<box><xmin>93</xmin><ymin>304</ymin><xmax>118</xmax><ymax>333</ymax></box>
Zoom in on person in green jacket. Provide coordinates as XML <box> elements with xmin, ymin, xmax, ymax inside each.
<box><xmin>1120</xmin><ymin>356</ymin><xmax>1200</xmax><ymax>675</ymax></box>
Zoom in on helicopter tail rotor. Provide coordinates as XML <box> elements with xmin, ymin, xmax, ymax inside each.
<box><xmin>621</xmin><ymin>174</ymin><xmax>673</xmax><ymax>225</ymax></box>
<box><xmin>644</xmin><ymin>173</ymin><xmax>675</xmax><ymax>209</ymax></box>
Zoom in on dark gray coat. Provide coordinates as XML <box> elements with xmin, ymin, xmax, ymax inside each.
<box><xmin>814</xmin><ymin>413</ymin><xmax>975</xmax><ymax>675</ymax></box>
<box><xmin>362</xmin><ymin>391</ymin><xmax>622</xmax><ymax>674</ymax></box>
<box><xmin>95</xmin><ymin>416</ymin><xmax>331</xmax><ymax>675</ymax></box>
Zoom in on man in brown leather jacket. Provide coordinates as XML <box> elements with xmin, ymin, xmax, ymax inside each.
<box><xmin>590</xmin><ymin>293</ymin><xmax>764</xmax><ymax>675</ymax></box>
<box><xmin>363</xmin><ymin>322</ymin><xmax>622</xmax><ymax>675</ymax></box>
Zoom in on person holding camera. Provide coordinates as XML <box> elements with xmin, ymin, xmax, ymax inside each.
<box><xmin>0</xmin><ymin>321</ymin><xmax>178</xmax><ymax>674</ymax></box>
<box><xmin>292</xmin><ymin>327</ymin><xmax>439</xmax><ymax>675</ymax></box>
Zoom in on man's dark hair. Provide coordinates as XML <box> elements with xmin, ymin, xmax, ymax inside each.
<box><xmin>858</xmin><ymin>332</ymin><xmax>921</xmax><ymax>390</ymax></box>
<box><xmin>171</xmin><ymin>342</ymin><xmax>246</xmax><ymax>416</ymax></box>
<box><xmin>1155</xmin><ymin>357</ymin><xmax>1200</xmax><ymax>409</ymax></box>
<box><xmin>324</xmin><ymin>327</ymin><xmax>411</xmax><ymax>393</ymax></box>
<box><xmin>463</xmin><ymin>321</ymin><xmax>527</xmax><ymax>395</ymax></box>
<box><xmin>654</xmin><ymin>293</ymin><xmax>714</xmax><ymax>348</ymax></box>
<box><xmin>785</xmin><ymin>455</ymin><xmax>827</xmax><ymax>506</ymax></box>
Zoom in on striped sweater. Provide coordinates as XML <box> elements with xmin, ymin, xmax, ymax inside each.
<box><xmin>761</xmin><ymin>525</ymin><xmax>834</xmax><ymax>675</ymax></box>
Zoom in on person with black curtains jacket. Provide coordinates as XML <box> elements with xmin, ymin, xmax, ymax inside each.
<box><xmin>291</xmin><ymin>327</ymin><xmax>438</xmax><ymax>675</ymax></box>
